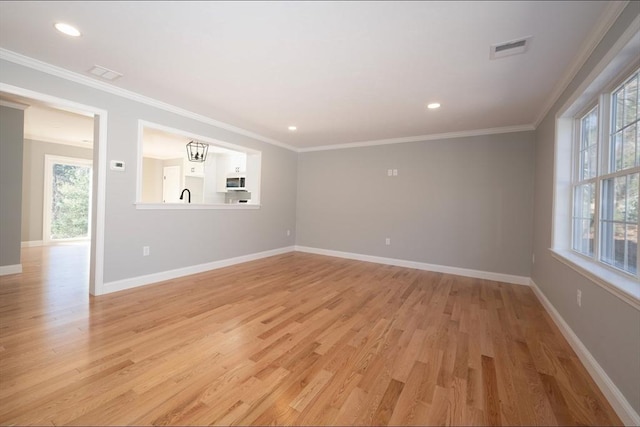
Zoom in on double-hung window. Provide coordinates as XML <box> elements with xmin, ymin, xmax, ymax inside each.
<box><xmin>571</xmin><ymin>69</ymin><xmax>639</xmax><ymax>278</ymax></box>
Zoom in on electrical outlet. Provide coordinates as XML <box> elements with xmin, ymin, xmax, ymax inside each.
<box><xmin>393</xmin><ymin>169</ymin><xmax>398</xmax><ymax>176</ymax></box>
<box><xmin>387</xmin><ymin>169</ymin><xmax>393</xmax><ymax>177</ymax></box>
<box><xmin>286</xmin><ymin>229</ymin><xmax>291</xmax><ymax>236</ymax></box>
<box><xmin>385</xmin><ymin>237</ymin><xmax>391</xmax><ymax>246</ymax></box>
<box><xmin>532</xmin><ymin>253</ymin><xmax>535</xmax><ymax>264</ymax></box>
<box><xmin>577</xmin><ymin>289</ymin><xmax>582</xmax><ymax>307</ymax></box>
<box><xmin>143</xmin><ymin>246</ymin><xmax>150</xmax><ymax>256</ymax></box>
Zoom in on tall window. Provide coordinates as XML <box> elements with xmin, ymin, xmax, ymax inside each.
<box><xmin>572</xmin><ymin>106</ymin><xmax>598</xmax><ymax>257</ymax></box>
<box><xmin>571</xmin><ymin>69</ymin><xmax>639</xmax><ymax>277</ymax></box>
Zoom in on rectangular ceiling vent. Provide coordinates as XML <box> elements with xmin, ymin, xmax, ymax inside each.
<box><xmin>88</xmin><ymin>65</ymin><xmax>123</xmax><ymax>81</ymax></box>
<box><xmin>490</xmin><ymin>36</ymin><xmax>532</xmax><ymax>60</ymax></box>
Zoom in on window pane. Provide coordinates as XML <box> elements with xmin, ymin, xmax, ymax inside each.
<box><xmin>600</xmin><ymin>173</ymin><xmax>638</xmax><ymax>275</ymax></box>
<box><xmin>573</xmin><ymin>183</ymin><xmax>595</xmax><ymax>256</ymax></box>
<box><xmin>574</xmin><ymin>218</ymin><xmax>594</xmax><ymax>257</ymax></box>
<box><xmin>581</xmin><ymin>107</ymin><xmax>598</xmax><ymax>149</ymax></box>
<box><xmin>614</xmin><ymin>88</ymin><xmax>624</xmax><ymax>132</ymax></box>
<box><xmin>580</xmin><ymin>149</ymin><xmax>588</xmax><ymax>181</ymax></box>
<box><xmin>623</xmin><ymin>124</ymin><xmax>637</xmax><ymax>170</ymax></box>
<box><xmin>628</xmin><ymin>173</ymin><xmax>639</xmax><ymax>223</ymax></box>
<box><xmin>614</xmin><ymin>223</ymin><xmax>626</xmax><ymax>270</ymax></box>
<box><xmin>601</xmin><ymin>220</ymin><xmax>615</xmax><ymax>264</ymax></box>
<box><xmin>588</xmin><ymin>145</ymin><xmax>598</xmax><ymax>178</ymax></box>
<box><xmin>637</xmin><ymin>126</ymin><xmax>640</xmax><ymax>167</ymax></box>
<box><xmin>623</xmin><ymin>74</ymin><xmax>638</xmax><ymax>128</ymax></box>
<box><xmin>611</xmin><ymin>72</ymin><xmax>639</xmax><ymax>173</ymax></box>
<box><xmin>601</xmin><ymin>179</ymin><xmax>614</xmax><ymax>222</ymax></box>
<box><xmin>614</xmin><ymin>176</ymin><xmax>627</xmax><ymax>222</ymax></box>
<box><xmin>627</xmin><ymin>224</ymin><xmax>638</xmax><ymax>275</ymax></box>
<box><xmin>579</xmin><ymin>107</ymin><xmax>598</xmax><ymax>180</ymax></box>
<box><xmin>613</xmin><ymin>132</ymin><xmax>623</xmax><ymax>172</ymax></box>
<box><xmin>601</xmin><ymin>223</ymin><xmax>626</xmax><ymax>270</ymax></box>
<box><xmin>574</xmin><ymin>183</ymin><xmax>595</xmax><ymax>219</ymax></box>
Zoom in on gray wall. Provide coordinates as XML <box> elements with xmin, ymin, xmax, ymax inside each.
<box><xmin>297</xmin><ymin>131</ymin><xmax>535</xmax><ymax>277</ymax></box>
<box><xmin>0</xmin><ymin>60</ymin><xmax>298</xmax><ymax>284</ymax></box>
<box><xmin>532</xmin><ymin>3</ymin><xmax>640</xmax><ymax>415</ymax></box>
<box><xmin>21</xmin><ymin>139</ymin><xmax>93</xmax><ymax>242</ymax></box>
<box><xmin>0</xmin><ymin>105</ymin><xmax>24</xmax><ymax>268</ymax></box>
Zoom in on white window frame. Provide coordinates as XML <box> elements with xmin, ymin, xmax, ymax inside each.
<box><xmin>569</xmin><ymin>72</ymin><xmax>640</xmax><ymax>277</ymax></box>
<box><xmin>571</xmin><ymin>103</ymin><xmax>600</xmax><ymax>258</ymax></box>
<box><xmin>551</xmin><ymin>21</ymin><xmax>640</xmax><ymax>309</ymax></box>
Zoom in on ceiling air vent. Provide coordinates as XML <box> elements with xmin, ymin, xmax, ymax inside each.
<box><xmin>88</xmin><ymin>65</ymin><xmax>123</xmax><ymax>81</ymax></box>
<box><xmin>490</xmin><ymin>36</ymin><xmax>532</xmax><ymax>60</ymax></box>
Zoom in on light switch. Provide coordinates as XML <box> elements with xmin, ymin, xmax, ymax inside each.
<box><xmin>110</xmin><ymin>160</ymin><xmax>125</xmax><ymax>171</ymax></box>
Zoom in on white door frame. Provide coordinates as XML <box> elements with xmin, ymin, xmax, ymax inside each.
<box><xmin>43</xmin><ymin>155</ymin><xmax>93</xmax><ymax>244</ymax></box>
<box><xmin>0</xmin><ymin>82</ymin><xmax>108</xmax><ymax>296</ymax></box>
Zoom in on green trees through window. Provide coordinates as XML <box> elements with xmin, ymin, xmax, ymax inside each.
<box><xmin>50</xmin><ymin>163</ymin><xmax>91</xmax><ymax>240</ymax></box>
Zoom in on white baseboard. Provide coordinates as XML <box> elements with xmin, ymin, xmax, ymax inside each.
<box><xmin>294</xmin><ymin>245</ymin><xmax>530</xmax><ymax>286</ymax></box>
<box><xmin>21</xmin><ymin>240</ymin><xmax>44</xmax><ymax>247</ymax></box>
<box><xmin>0</xmin><ymin>264</ymin><xmax>22</xmax><ymax>276</ymax></box>
<box><xmin>102</xmin><ymin>246</ymin><xmax>295</xmax><ymax>295</ymax></box>
<box><xmin>529</xmin><ymin>279</ymin><xmax>640</xmax><ymax>427</ymax></box>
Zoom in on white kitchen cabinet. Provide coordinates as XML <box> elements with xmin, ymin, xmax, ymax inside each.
<box><xmin>226</xmin><ymin>152</ymin><xmax>247</xmax><ymax>175</ymax></box>
<box><xmin>216</xmin><ymin>152</ymin><xmax>248</xmax><ymax>192</ymax></box>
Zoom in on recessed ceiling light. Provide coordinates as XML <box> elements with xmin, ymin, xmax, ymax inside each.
<box><xmin>427</xmin><ymin>103</ymin><xmax>441</xmax><ymax>109</ymax></box>
<box><xmin>288</xmin><ymin>126</ymin><xmax>297</xmax><ymax>131</ymax></box>
<box><xmin>54</xmin><ymin>22</ymin><xmax>81</xmax><ymax>37</ymax></box>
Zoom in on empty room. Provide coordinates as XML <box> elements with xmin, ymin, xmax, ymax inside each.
<box><xmin>0</xmin><ymin>1</ymin><xmax>639</xmax><ymax>426</ymax></box>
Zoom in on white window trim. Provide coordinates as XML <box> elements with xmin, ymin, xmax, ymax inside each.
<box><xmin>552</xmin><ymin>18</ymin><xmax>640</xmax><ymax>310</ymax></box>
<box><xmin>134</xmin><ymin>202</ymin><xmax>260</xmax><ymax>210</ymax></box>
<box><xmin>136</xmin><ymin>120</ymin><xmax>262</xmax><ymax>209</ymax></box>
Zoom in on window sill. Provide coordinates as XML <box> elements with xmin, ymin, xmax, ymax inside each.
<box><xmin>135</xmin><ymin>203</ymin><xmax>260</xmax><ymax>210</ymax></box>
<box><xmin>549</xmin><ymin>248</ymin><xmax>640</xmax><ymax>309</ymax></box>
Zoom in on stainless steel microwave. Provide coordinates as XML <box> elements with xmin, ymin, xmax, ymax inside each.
<box><xmin>226</xmin><ymin>176</ymin><xmax>246</xmax><ymax>189</ymax></box>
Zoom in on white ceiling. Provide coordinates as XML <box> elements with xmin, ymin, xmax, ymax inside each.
<box><xmin>0</xmin><ymin>1</ymin><xmax>626</xmax><ymax>150</ymax></box>
<box><xmin>143</xmin><ymin>127</ymin><xmax>243</xmax><ymax>160</ymax></box>
<box><xmin>0</xmin><ymin>95</ymin><xmax>95</xmax><ymax>148</ymax></box>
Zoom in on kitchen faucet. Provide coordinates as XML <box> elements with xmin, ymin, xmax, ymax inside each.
<box><xmin>179</xmin><ymin>188</ymin><xmax>191</xmax><ymax>204</ymax></box>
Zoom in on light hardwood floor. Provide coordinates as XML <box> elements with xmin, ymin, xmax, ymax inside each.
<box><xmin>0</xmin><ymin>245</ymin><xmax>622</xmax><ymax>425</ymax></box>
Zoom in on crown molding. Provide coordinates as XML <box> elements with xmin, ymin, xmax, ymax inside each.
<box><xmin>0</xmin><ymin>99</ymin><xmax>28</xmax><ymax>110</ymax></box>
<box><xmin>0</xmin><ymin>48</ymin><xmax>298</xmax><ymax>153</ymax></box>
<box><xmin>298</xmin><ymin>124</ymin><xmax>536</xmax><ymax>153</ymax></box>
<box><xmin>1</xmin><ymin>47</ymin><xmax>538</xmax><ymax>154</ymax></box>
<box><xmin>533</xmin><ymin>1</ymin><xmax>629</xmax><ymax>127</ymax></box>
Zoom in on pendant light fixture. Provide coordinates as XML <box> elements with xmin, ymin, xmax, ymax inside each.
<box><xmin>186</xmin><ymin>140</ymin><xmax>208</xmax><ymax>162</ymax></box>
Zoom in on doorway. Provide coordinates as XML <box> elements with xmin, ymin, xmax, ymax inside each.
<box><xmin>0</xmin><ymin>82</ymin><xmax>107</xmax><ymax>295</ymax></box>
<box><xmin>43</xmin><ymin>155</ymin><xmax>93</xmax><ymax>244</ymax></box>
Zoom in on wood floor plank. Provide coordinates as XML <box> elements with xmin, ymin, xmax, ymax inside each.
<box><xmin>0</xmin><ymin>246</ymin><xmax>623</xmax><ymax>426</ymax></box>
